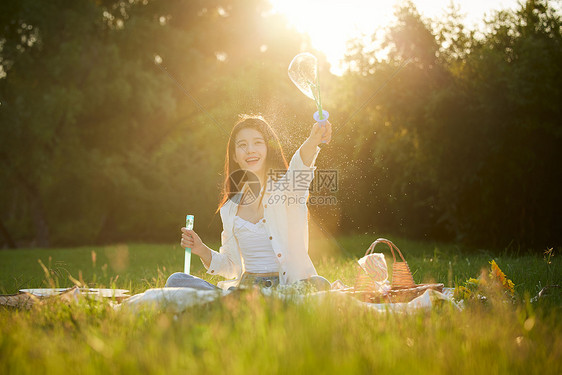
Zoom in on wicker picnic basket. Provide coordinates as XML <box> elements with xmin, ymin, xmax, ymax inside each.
<box><xmin>352</xmin><ymin>238</ymin><xmax>444</xmax><ymax>303</ymax></box>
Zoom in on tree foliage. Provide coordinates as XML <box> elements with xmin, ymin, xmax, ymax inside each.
<box><xmin>0</xmin><ymin>0</ymin><xmax>560</xmax><ymax>252</ymax></box>
<box><xmin>337</xmin><ymin>0</ymin><xmax>562</xmax><ymax>249</ymax></box>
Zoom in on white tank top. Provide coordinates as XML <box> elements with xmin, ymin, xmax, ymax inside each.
<box><xmin>233</xmin><ymin>216</ymin><xmax>280</xmax><ymax>273</ymax></box>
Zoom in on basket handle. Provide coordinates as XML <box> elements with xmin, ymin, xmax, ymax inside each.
<box><xmin>365</xmin><ymin>238</ymin><xmax>407</xmax><ymax>264</ymax></box>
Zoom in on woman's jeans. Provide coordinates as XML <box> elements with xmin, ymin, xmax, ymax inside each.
<box><xmin>165</xmin><ymin>272</ymin><xmax>331</xmax><ymax>291</ymax></box>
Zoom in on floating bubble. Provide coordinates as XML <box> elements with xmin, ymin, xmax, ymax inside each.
<box><xmin>288</xmin><ymin>53</ymin><xmax>319</xmax><ymax>101</ymax></box>
<box><xmin>288</xmin><ymin>53</ymin><xmax>329</xmax><ymax>124</ymax></box>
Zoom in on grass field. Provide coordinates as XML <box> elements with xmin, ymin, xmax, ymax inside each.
<box><xmin>1</xmin><ymin>235</ymin><xmax>561</xmax><ymax>374</ymax></box>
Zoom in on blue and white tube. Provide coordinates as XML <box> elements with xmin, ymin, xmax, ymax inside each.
<box><xmin>184</xmin><ymin>215</ymin><xmax>194</xmax><ymax>274</ymax></box>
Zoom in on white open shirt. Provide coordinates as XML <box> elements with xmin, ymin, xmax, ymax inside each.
<box><xmin>205</xmin><ymin>144</ymin><xmax>321</xmax><ymax>290</ymax></box>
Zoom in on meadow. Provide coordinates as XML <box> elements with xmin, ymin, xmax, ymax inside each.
<box><xmin>1</xmin><ymin>235</ymin><xmax>560</xmax><ymax>374</ymax></box>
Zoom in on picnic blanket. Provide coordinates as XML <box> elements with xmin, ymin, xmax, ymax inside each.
<box><xmin>119</xmin><ymin>286</ymin><xmax>460</xmax><ymax>313</ymax></box>
<box><xmin>1</xmin><ymin>285</ymin><xmax>460</xmax><ymax>313</ymax></box>
<box><xmin>0</xmin><ymin>287</ymin><xmax>130</xmax><ymax>309</ymax></box>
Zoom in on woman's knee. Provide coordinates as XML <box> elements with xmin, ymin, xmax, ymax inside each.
<box><xmin>165</xmin><ymin>272</ymin><xmax>218</xmax><ymax>290</ymax></box>
<box><xmin>165</xmin><ymin>272</ymin><xmax>195</xmax><ymax>287</ymax></box>
<box><xmin>302</xmin><ymin>275</ymin><xmax>331</xmax><ymax>291</ymax></box>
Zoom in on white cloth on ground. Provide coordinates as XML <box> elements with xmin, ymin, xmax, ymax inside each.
<box><xmin>119</xmin><ymin>287</ymin><xmax>461</xmax><ymax>314</ymax></box>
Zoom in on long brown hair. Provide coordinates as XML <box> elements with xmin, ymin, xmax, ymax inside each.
<box><xmin>216</xmin><ymin>115</ymin><xmax>288</xmax><ymax>212</ymax></box>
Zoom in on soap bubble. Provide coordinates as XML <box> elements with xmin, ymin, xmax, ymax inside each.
<box><xmin>288</xmin><ymin>52</ymin><xmax>319</xmax><ymax>101</ymax></box>
<box><xmin>288</xmin><ymin>52</ymin><xmax>329</xmax><ymax>125</ymax></box>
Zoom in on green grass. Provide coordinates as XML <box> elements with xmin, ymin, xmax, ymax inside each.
<box><xmin>1</xmin><ymin>235</ymin><xmax>561</xmax><ymax>374</ymax></box>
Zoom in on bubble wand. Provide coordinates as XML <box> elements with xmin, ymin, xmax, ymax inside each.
<box><xmin>288</xmin><ymin>53</ymin><xmax>329</xmax><ymax>145</ymax></box>
<box><xmin>184</xmin><ymin>215</ymin><xmax>194</xmax><ymax>274</ymax></box>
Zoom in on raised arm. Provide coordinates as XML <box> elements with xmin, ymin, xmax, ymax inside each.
<box><xmin>300</xmin><ymin>121</ymin><xmax>332</xmax><ymax>167</ymax></box>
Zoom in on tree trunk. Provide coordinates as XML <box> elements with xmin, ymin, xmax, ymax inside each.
<box><xmin>5</xmin><ymin>163</ymin><xmax>51</xmax><ymax>248</ymax></box>
<box><xmin>0</xmin><ymin>218</ymin><xmax>17</xmax><ymax>249</ymax></box>
<box><xmin>29</xmin><ymin>192</ymin><xmax>50</xmax><ymax>247</ymax></box>
<box><xmin>96</xmin><ymin>208</ymin><xmax>114</xmax><ymax>245</ymax></box>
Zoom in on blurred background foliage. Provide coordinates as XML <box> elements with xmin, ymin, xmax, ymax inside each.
<box><xmin>0</xmin><ymin>0</ymin><xmax>560</xmax><ymax>252</ymax></box>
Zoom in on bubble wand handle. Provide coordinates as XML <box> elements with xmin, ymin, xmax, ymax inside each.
<box><xmin>312</xmin><ymin>66</ymin><xmax>328</xmax><ymax>147</ymax></box>
<box><xmin>184</xmin><ymin>215</ymin><xmax>194</xmax><ymax>274</ymax></box>
<box><xmin>313</xmin><ymin>74</ymin><xmax>329</xmax><ymax>147</ymax></box>
<box><xmin>316</xmin><ymin>73</ymin><xmax>324</xmax><ymax>120</ymax></box>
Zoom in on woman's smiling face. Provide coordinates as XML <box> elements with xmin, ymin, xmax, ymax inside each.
<box><xmin>233</xmin><ymin>127</ymin><xmax>268</xmax><ymax>175</ymax></box>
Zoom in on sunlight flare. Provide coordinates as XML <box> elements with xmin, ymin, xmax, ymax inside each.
<box><xmin>269</xmin><ymin>0</ymin><xmax>522</xmax><ymax>74</ymax></box>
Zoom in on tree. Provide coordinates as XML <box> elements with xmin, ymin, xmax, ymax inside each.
<box><xmin>338</xmin><ymin>0</ymin><xmax>562</xmax><ymax>250</ymax></box>
<box><xmin>0</xmin><ymin>0</ymin><xmax>310</xmax><ymax>247</ymax></box>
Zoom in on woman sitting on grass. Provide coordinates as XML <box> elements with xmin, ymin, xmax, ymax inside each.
<box><xmin>166</xmin><ymin>114</ymin><xmax>332</xmax><ymax>291</ymax></box>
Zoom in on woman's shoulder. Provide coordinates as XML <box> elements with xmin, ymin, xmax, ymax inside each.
<box><xmin>219</xmin><ymin>197</ymin><xmax>239</xmax><ymax>218</ymax></box>
<box><xmin>219</xmin><ymin>199</ymin><xmax>232</xmax><ymax>214</ymax></box>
